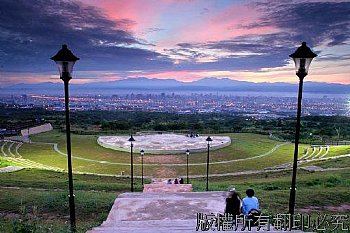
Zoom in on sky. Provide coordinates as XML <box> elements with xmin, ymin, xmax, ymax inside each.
<box><xmin>0</xmin><ymin>0</ymin><xmax>349</xmax><ymax>86</ymax></box>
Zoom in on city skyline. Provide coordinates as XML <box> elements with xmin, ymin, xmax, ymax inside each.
<box><xmin>1</xmin><ymin>92</ymin><xmax>348</xmax><ymax>119</ymax></box>
<box><xmin>0</xmin><ymin>0</ymin><xmax>350</xmax><ymax>86</ymax></box>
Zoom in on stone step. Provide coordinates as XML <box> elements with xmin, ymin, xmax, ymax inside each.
<box><xmin>86</xmin><ymin>192</ymin><xmax>307</xmax><ymax>233</ymax></box>
<box><xmin>117</xmin><ymin>191</ymin><xmax>227</xmax><ymax>199</ymax></box>
<box><xmin>88</xmin><ymin>220</ymin><xmax>304</xmax><ymax>233</ymax></box>
<box><xmin>143</xmin><ymin>183</ymin><xmax>193</xmax><ymax>192</ymax></box>
<box><xmin>88</xmin><ymin>220</ymin><xmax>196</xmax><ymax>233</ymax></box>
<box><xmin>101</xmin><ymin>192</ymin><xmax>226</xmax><ymax>222</ymax></box>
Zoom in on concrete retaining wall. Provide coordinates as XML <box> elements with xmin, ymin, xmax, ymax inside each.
<box><xmin>21</xmin><ymin>123</ymin><xmax>53</xmax><ymax>136</ymax></box>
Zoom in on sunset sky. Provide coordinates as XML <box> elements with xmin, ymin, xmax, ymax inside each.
<box><xmin>0</xmin><ymin>0</ymin><xmax>349</xmax><ymax>86</ymax></box>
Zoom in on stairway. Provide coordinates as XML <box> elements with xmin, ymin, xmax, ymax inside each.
<box><xmin>87</xmin><ymin>191</ymin><xmax>226</xmax><ymax>233</ymax></box>
<box><xmin>87</xmin><ymin>191</ymin><xmax>306</xmax><ymax>232</ymax></box>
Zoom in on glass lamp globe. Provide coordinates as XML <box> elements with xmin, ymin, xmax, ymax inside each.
<box><xmin>51</xmin><ymin>44</ymin><xmax>79</xmax><ymax>80</ymax></box>
<box><xmin>289</xmin><ymin>42</ymin><xmax>317</xmax><ymax>76</ymax></box>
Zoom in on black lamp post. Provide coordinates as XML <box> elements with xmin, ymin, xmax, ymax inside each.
<box><xmin>140</xmin><ymin>149</ymin><xmax>144</xmax><ymax>185</ymax></box>
<box><xmin>27</xmin><ymin>128</ymin><xmax>30</xmax><ymax>143</ymax></box>
<box><xmin>289</xmin><ymin>42</ymin><xmax>317</xmax><ymax>215</ymax></box>
<box><xmin>51</xmin><ymin>44</ymin><xmax>79</xmax><ymax>232</ymax></box>
<box><xmin>128</xmin><ymin>135</ymin><xmax>135</xmax><ymax>192</ymax></box>
<box><xmin>206</xmin><ymin>136</ymin><xmax>212</xmax><ymax>191</ymax></box>
<box><xmin>186</xmin><ymin>149</ymin><xmax>190</xmax><ymax>184</ymax></box>
<box><xmin>309</xmin><ymin>133</ymin><xmax>313</xmax><ymax>146</ymax></box>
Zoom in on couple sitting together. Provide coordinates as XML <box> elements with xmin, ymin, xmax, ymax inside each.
<box><xmin>224</xmin><ymin>188</ymin><xmax>260</xmax><ymax>223</ymax></box>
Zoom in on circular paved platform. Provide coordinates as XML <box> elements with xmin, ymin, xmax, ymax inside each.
<box><xmin>97</xmin><ymin>133</ymin><xmax>231</xmax><ymax>154</ymax></box>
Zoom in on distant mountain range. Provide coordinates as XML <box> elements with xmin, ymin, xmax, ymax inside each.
<box><xmin>2</xmin><ymin>77</ymin><xmax>350</xmax><ymax>95</ymax></box>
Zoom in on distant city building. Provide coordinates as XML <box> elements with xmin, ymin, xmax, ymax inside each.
<box><xmin>0</xmin><ymin>93</ymin><xmax>348</xmax><ymax>119</ymax></box>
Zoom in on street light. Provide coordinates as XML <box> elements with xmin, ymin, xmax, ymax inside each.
<box><xmin>206</xmin><ymin>136</ymin><xmax>212</xmax><ymax>191</ymax></box>
<box><xmin>27</xmin><ymin>128</ymin><xmax>30</xmax><ymax>143</ymax></box>
<box><xmin>128</xmin><ymin>135</ymin><xmax>135</xmax><ymax>192</ymax></box>
<box><xmin>51</xmin><ymin>44</ymin><xmax>79</xmax><ymax>232</ymax></box>
<box><xmin>289</xmin><ymin>42</ymin><xmax>317</xmax><ymax>215</ymax></box>
<box><xmin>309</xmin><ymin>133</ymin><xmax>313</xmax><ymax>145</ymax></box>
<box><xmin>140</xmin><ymin>149</ymin><xmax>145</xmax><ymax>185</ymax></box>
<box><xmin>186</xmin><ymin>149</ymin><xmax>190</xmax><ymax>184</ymax></box>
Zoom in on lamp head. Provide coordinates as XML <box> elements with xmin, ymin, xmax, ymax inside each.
<box><xmin>51</xmin><ymin>44</ymin><xmax>79</xmax><ymax>81</ymax></box>
<box><xmin>289</xmin><ymin>42</ymin><xmax>317</xmax><ymax>77</ymax></box>
<box><xmin>128</xmin><ymin>135</ymin><xmax>135</xmax><ymax>142</ymax></box>
<box><xmin>206</xmin><ymin>136</ymin><xmax>213</xmax><ymax>145</ymax></box>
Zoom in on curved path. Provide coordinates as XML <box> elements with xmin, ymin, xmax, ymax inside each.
<box><xmin>0</xmin><ymin>140</ymin><xmax>63</xmax><ymax>171</ymax></box>
<box><xmin>14</xmin><ymin>142</ymin><xmax>23</xmax><ymax>158</ymax></box>
<box><xmin>49</xmin><ymin>142</ymin><xmax>290</xmax><ymax>167</ymax></box>
<box><xmin>1</xmin><ymin>141</ymin><xmax>8</xmax><ymax>157</ymax></box>
<box><xmin>299</xmin><ymin>148</ymin><xmax>310</xmax><ymax>160</ymax></box>
<box><xmin>302</xmin><ymin>147</ymin><xmax>316</xmax><ymax>160</ymax></box>
<box><xmin>313</xmin><ymin>146</ymin><xmax>324</xmax><ymax>159</ymax></box>
<box><xmin>8</xmin><ymin>142</ymin><xmax>16</xmax><ymax>157</ymax></box>
<box><xmin>318</xmin><ymin>146</ymin><xmax>330</xmax><ymax>159</ymax></box>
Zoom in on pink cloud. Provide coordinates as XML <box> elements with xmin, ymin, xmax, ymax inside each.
<box><xmin>83</xmin><ymin>0</ymin><xmax>172</xmax><ymax>34</ymax></box>
<box><xmin>160</xmin><ymin>4</ymin><xmax>278</xmax><ymax>46</ymax></box>
<box><xmin>83</xmin><ymin>1</ymin><xmax>277</xmax><ymax>47</ymax></box>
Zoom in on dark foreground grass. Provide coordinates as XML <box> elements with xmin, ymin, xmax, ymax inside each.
<box><xmin>0</xmin><ymin>169</ymin><xmax>148</xmax><ymax>232</ymax></box>
<box><xmin>0</xmin><ymin>169</ymin><xmax>147</xmax><ymax>191</ymax></box>
<box><xmin>0</xmin><ymin>163</ymin><xmax>349</xmax><ymax>232</ymax></box>
<box><xmin>0</xmin><ymin>189</ymin><xmax>116</xmax><ymax>233</ymax></box>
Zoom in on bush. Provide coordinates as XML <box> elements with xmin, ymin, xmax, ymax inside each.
<box><xmin>325</xmin><ymin>175</ymin><xmax>341</xmax><ymax>187</ymax></box>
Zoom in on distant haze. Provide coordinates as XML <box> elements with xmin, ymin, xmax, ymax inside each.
<box><xmin>2</xmin><ymin>77</ymin><xmax>350</xmax><ymax>97</ymax></box>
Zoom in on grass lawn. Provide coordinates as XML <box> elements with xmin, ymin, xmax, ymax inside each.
<box><xmin>18</xmin><ymin>142</ymin><xmax>303</xmax><ymax>177</ymax></box>
<box><xmin>183</xmin><ymin>143</ymin><xmax>309</xmax><ymax>176</ymax></box>
<box><xmin>324</xmin><ymin>145</ymin><xmax>350</xmax><ymax>158</ymax></box>
<box><xmin>0</xmin><ymin>169</ymin><xmax>147</xmax><ymax>191</ymax></box>
<box><xmin>182</xmin><ymin>133</ymin><xmax>282</xmax><ymax>163</ymax></box>
<box><xmin>18</xmin><ymin>132</ymin><xmax>289</xmax><ymax>172</ymax></box>
<box><xmin>192</xmin><ymin>168</ymin><xmax>350</xmax><ymax>215</ymax></box>
<box><xmin>0</xmin><ymin>189</ymin><xmax>116</xmax><ymax>233</ymax></box>
<box><xmin>4</xmin><ymin>131</ymin><xmax>349</xmax><ymax>178</ymax></box>
<box><xmin>305</xmin><ymin>156</ymin><xmax>350</xmax><ymax>169</ymax></box>
<box><xmin>29</xmin><ymin>132</ymin><xmax>282</xmax><ymax>164</ymax></box>
<box><xmin>0</xmin><ymin>168</ymin><xmax>349</xmax><ymax>232</ymax></box>
<box><xmin>30</xmin><ymin>131</ymin><xmax>133</xmax><ymax>163</ymax></box>
<box><xmin>0</xmin><ymin>169</ymin><xmax>147</xmax><ymax>232</ymax></box>
<box><xmin>0</xmin><ymin>156</ymin><xmax>12</xmax><ymax>168</ymax></box>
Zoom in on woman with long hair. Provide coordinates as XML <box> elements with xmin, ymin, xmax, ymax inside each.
<box><xmin>225</xmin><ymin>188</ymin><xmax>241</xmax><ymax>217</ymax></box>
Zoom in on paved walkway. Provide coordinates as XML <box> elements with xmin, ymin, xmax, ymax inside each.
<box><xmin>143</xmin><ymin>182</ymin><xmax>193</xmax><ymax>192</ymax></box>
<box><xmin>87</xmin><ymin>188</ymin><xmax>305</xmax><ymax>233</ymax></box>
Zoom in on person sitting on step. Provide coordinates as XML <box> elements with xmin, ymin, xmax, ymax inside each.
<box><xmin>224</xmin><ymin>187</ymin><xmax>241</xmax><ymax>219</ymax></box>
<box><xmin>242</xmin><ymin>188</ymin><xmax>260</xmax><ymax>225</ymax></box>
